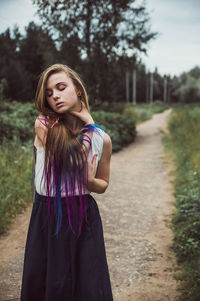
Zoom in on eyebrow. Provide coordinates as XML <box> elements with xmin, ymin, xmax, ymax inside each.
<box><xmin>45</xmin><ymin>82</ymin><xmax>67</xmax><ymax>91</ymax></box>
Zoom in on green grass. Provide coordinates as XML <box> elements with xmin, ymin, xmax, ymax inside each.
<box><xmin>123</xmin><ymin>102</ymin><xmax>169</xmax><ymax>124</ymax></box>
<box><xmin>0</xmin><ymin>136</ymin><xmax>34</xmax><ymax>234</ymax></box>
<box><xmin>163</xmin><ymin>104</ymin><xmax>200</xmax><ymax>300</ymax></box>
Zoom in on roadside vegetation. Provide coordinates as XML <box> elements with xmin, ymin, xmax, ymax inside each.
<box><xmin>164</xmin><ymin>105</ymin><xmax>200</xmax><ymax>301</ymax></box>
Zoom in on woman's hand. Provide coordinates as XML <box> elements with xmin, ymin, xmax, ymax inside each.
<box><xmin>87</xmin><ymin>153</ymin><xmax>98</xmax><ymax>191</ymax></box>
<box><xmin>69</xmin><ymin>101</ymin><xmax>94</xmax><ymax>125</ymax></box>
<box><xmin>86</xmin><ymin>133</ymin><xmax>112</xmax><ymax>194</ymax></box>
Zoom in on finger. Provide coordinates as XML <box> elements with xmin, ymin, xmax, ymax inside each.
<box><xmin>91</xmin><ymin>154</ymin><xmax>98</xmax><ymax>165</ymax></box>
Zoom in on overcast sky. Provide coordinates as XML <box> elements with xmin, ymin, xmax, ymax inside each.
<box><xmin>0</xmin><ymin>0</ymin><xmax>199</xmax><ymax>77</ymax></box>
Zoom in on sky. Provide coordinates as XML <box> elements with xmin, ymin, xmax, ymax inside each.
<box><xmin>0</xmin><ymin>0</ymin><xmax>199</xmax><ymax>77</ymax></box>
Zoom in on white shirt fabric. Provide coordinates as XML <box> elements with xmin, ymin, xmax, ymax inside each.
<box><xmin>34</xmin><ymin>128</ymin><xmax>105</xmax><ymax>196</ymax></box>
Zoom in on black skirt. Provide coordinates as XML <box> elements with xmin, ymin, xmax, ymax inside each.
<box><xmin>20</xmin><ymin>191</ymin><xmax>113</xmax><ymax>301</ymax></box>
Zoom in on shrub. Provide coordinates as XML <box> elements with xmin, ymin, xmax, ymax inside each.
<box><xmin>92</xmin><ymin>110</ymin><xmax>136</xmax><ymax>152</ymax></box>
<box><xmin>0</xmin><ymin>101</ymin><xmax>137</xmax><ymax>152</ymax></box>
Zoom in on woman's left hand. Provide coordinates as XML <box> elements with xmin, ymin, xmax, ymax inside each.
<box><xmin>69</xmin><ymin>101</ymin><xmax>94</xmax><ymax>125</ymax></box>
<box><xmin>87</xmin><ymin>153</ymin><xmax>98</xmax><ymax>191</ymax></box>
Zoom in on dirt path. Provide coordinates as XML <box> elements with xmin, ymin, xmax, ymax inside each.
<box><xmin>0</xmin><ymin>109</ymin><xmax>179</xmax><ymax>301</ymax></box>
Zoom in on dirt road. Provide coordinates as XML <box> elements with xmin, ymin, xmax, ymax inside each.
<box><xmin>0</xmin><ymin>109</ymin><xmax>178</xmax><ymax>300</ymax></box>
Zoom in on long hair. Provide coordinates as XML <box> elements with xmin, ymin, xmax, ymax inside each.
<box><xmin>33</xmin><ymin>64</ymin><xmax>104</xmax><ymax>237</ymax></box>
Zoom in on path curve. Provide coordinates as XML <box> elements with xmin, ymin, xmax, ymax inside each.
<box><xmin>0</xmin><ymin>109</ymin><xmax>178</xmax><ymax>300</ymax></box>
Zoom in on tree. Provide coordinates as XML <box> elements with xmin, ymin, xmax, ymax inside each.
<box><xmin>171</xmin><ymin>66</ymin><xmax>200</xmax><ymax>103</ymax></box>
<box><xmin>18</xmin><ymin>22</ymin><xmax>58</xmax><ymax>100</ymax></box>
<box><xmin>32</xmin><ymin>0</ymin><xmax>157</xmax><ymax>103</ymax></box>
<box><xmin>0</xmin><ymin>28</ymin><xmax>32</xmax><ymax>101</ymax></box>
<box><xmin>33</xmin><ymin>0</ymin><xmax>157</xmax><ymax>60</ymax></box>
<box><xmin>0</xmin><ymin>23</ymin><xmax>58</xmax><ymax>102</ymax></box>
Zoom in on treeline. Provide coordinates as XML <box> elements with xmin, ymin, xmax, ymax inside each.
<box><xmin>0</xmin><ymin>21</ymin><xmax>153</xmax><ymax>103</ymax></box>
<box><xmin>0</xmin><ymin>0</ymin><xmax>199</xmax><ymax>104</ymax></box>
<box><xmin>170</xmin><ymin>67</ymin><xmax>200</xmax><ymax>103</ymax></box>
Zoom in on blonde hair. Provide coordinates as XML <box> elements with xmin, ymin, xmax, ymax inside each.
<box><xmin>35</xmin><ymin>63</ymin><xmax>91</xmax><ymax>117</ymax></box>
<box><xmin>33</xmin><ymin>64</ymin><xmax>94</xmax><ymax>236</ymax></box>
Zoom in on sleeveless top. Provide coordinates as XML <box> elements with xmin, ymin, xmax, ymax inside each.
<box><xmin>34</xmin><ymin>128</ymin><xmax>105</xmax><ymax>197</ymax></box>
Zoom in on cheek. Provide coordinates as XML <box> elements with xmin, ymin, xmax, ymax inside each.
<box><xmin>67</xmin><ymin>89</ymin><xmax>78</xmax><ymax>104</ymax></box>
<box><xmin>46</xmin><ymin>97</ymin><xmax>52</xmax><ymax>106</ymax></box>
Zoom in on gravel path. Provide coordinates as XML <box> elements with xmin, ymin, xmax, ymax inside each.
<box><xmin>0</xmin><ymin>109</ymin><xmax>178</xmax><ymax>301</ymax></box>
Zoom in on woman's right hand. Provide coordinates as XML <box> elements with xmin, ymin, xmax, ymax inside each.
<box><xmin>69</xmin><ymin>101</ymin><xmax>94</xmax><ymax>125</ymax></box>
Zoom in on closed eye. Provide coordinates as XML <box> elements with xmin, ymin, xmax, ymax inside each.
<box><xmin>46</xmin><ymin>86</ymin><xmax>65</xmax><ymax>97</ymax></box>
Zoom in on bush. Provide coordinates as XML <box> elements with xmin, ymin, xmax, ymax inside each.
<box><xmin>92</xmin><ymin>110</ymin><xmax>136</xmax><ymax>152</ymax></box>
<box><xmin>0</xmin><ymin>100</ymin><xmax>36</xmax><ymax>143</ymax></box>
<box><xmin>0</xmin><ymin>101</ymin><xmax>137</xmax><ymax>152</ymax></box>
<box><xmin>90</xmin><ymin>101</ymin><xmax>126</xmax><ymax>113</ymax></box>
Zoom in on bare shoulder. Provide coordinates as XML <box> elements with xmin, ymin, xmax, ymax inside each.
<box><xmin>35</xmin><ymin>114</ymin><xmax>48</xmax><ymax>131</ymax></box>
<box><xmin>103</xmin><ymin>132</ymin><xmax>112</xmax><ymax>145</ymax></box>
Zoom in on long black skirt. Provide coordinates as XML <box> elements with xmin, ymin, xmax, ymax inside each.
<box><xmin>20</xmin><ymin>191</ymin><xmax>113</xmax><ymax>301</ymax></box>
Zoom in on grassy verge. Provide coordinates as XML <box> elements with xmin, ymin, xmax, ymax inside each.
<box><xmin>163</xmin><ymin>105</ymin><xmax>200</xmax><ymax>300</ymax></box>
<box><xmin>0</xmin><ymin>137</ymin><xmax>33</xmax><ymax>234</ymax></box>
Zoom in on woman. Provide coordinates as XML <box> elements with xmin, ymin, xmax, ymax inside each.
<box><xmin>20</xmin><ymin>64</ymin><xmax>113</xmax><ymax>301</ymax></box>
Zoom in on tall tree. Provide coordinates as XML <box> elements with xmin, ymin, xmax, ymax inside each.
<box><xmin>33</xmin><ymin>0</ymin><xmax>157</xmax><ymax>60</ymax></box>
<box><xmin>18</xmin><ymin>22</ymin><xmax>58</xmax><ymax>99</ymax></box>
<box><xmin>32</xmin><ymin>0</ymin><xmax>157</xmax><ymax>103</ymax></box>
<box><xmin>0</xmin><ymin>28</ymin><xmax>32</xmax><ymax>101</ymax></box>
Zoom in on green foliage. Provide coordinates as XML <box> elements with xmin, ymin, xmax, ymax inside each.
<box><xmin>164</xmin><ymin>105</ymin><xmax>200</xmax><ymax>300</ymax></box>
<box><xmin>33</xmin><ymin>0</ymin><xmax>157</xmax><ymax>60</ymax></box>
<box><xmin>175</xmin><ymin>75</ymin><xmax>200</xmax><ymax>103</ymax></box>
<box><xmin>0</xmin><ymin>101</ymin><xmax>136</xmax><ymax>152</ymax></box>
<box><xmin>0</xmin><ymin>100</ymin><xmax>37</xmax><ymax>143</ymax></box>
<box><xmin>92</xmin><ymin>110</ymin><xmax>136</xmax><ymax>152</ymax></box>
<box><xmin>0</xmin><ymin>78</ymin><xmax>7</xmax><ymax>101</ymax></box>
<box><xmin>0</xmin><ymin>137</ymin><xmax>33</xmax><ymax>234</ymax></box>
<box><xmin>92</xmin><ymin>101</ymin><xmax>169</xmax><ymax>124</ymax></box>
<box><xmin>171</xmin><ymin>66</ymin><xmax>200</xmax><ymax>103</ymax></box>
<box><xmin>123</xmin><ymin>105</ymin><xmax>152</xmax><ymax>123</ymax></box>
<box><xmin>91</xmin><ymin>101</ymin><xmax>126</xmax><ymax>114</ymax></box>
<box><xmin>123</xmin><ymin>102</ymin><xmax>169</xmax><ymax>123</ymax></box>
<box><xmin>0</xmin><ymin>5</ymin><xmax>158</xmax><ymax>104</ymax></box>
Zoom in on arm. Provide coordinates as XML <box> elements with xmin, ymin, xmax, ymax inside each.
<box><xmin>34</xmin><ymin>116</ymin><xmax>48</xmax><ymax>147</ymax></box>
<box><xmin>87</xmin><ymin>133</ymin><xmax>112</xmax><ymax>194</ymax></box>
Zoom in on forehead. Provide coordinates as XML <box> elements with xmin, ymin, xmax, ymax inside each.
<box><xmin>46</xmin><ymin>71</ymin><xmax>71</xmax><ymax>88</ymax></box>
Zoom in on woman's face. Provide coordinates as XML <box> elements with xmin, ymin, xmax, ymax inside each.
<box><xmin>45</xmin><ymin>71</ymin><xmax>80</xmax><ymax>114</ymax></box>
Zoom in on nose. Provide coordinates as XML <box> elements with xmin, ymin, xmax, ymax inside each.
<box><xmin>52</xmin><ymin>90</ymin><xmax>60</xmax><ymax>100</ymax></box>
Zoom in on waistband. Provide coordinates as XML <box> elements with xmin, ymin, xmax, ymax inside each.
<box><xmin>34</xmin><ymin>191</ymin><xmax>91</xmax><ymax>203</ymax></box>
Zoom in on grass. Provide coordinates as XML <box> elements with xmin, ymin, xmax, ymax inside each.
<box><xmin>0</xmin><ymin>136</ymin><xmax>34</xmax><ymax>234</ymax></box>
<box><xmin>163</xmin><ymin>104</ymin><xmax>200</xmax><ymax>300</ymax></box>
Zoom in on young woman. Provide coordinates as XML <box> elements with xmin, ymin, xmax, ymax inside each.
<box><xmin>20</xmin><ymin>64</ymin><xmax>113</xmax><ymax>301</ymax></box>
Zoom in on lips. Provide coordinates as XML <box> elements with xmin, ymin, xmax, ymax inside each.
<box><xmin>56</xmin><ymin>102</ymin><xmax>64</xmax><ymax>107</ymax></box>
